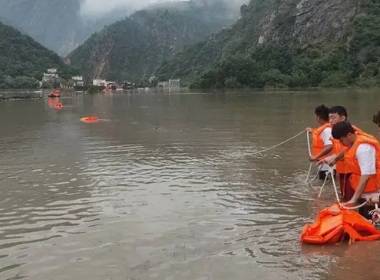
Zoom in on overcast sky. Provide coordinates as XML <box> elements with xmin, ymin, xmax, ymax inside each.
<box><xmin>79</xmin><ymin>0</ymin><xmax>186</xmax><ymax>17</ymax></box>
<box><xmin>79</xmin><ymin>0</ymin><xmax>247</xmax><ymax>17</ymax></box>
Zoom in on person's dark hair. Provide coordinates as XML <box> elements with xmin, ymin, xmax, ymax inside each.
<box><xmin>329</xmin><ymin>106</ymin><xmax>348</xmax><ymax>118</ymax></box>
<box><xmin>315</xmin><ymin>105</ymin><xmax>329</xmax><ymax>121</ymax></box>
<box><xmin>332</xmin><ymin>121</ymin><xmax>355</xmax><ymax>139</ymax></box>
<box><xmin>373</xmin><ymin>111</ymin><xmax>380</xmax><ymax>126</ymax></box>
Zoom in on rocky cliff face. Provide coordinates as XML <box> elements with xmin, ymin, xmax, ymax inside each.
<box><xmin>258</xmin><ymin>0</ymin><xmax>363</xmax><ymax>44</ymax></box>
<box><xmin>292</xmin><ymin>0</ymin><xmax>359</xmax><ymax>42</ymax></box>
<box><xmin>67</xmin><ymin>0</ymin><xmax>241</xmax><ymax>82</ymax></box>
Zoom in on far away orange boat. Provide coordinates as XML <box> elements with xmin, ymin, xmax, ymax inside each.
<box><xmin>80</xmin><ymin>117</ymin><xmax>99</xmax><ymax>123</ymax></box>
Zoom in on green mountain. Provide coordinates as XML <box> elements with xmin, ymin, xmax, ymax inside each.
<box><xmin>0</xmin><ymin>0</ymin><xmax>128</xmax><ymax>56</ymax></box>
<box><xmin>0</xmin><ymin>21</ymin><xmax>77</xmax><ymax>89</ymax></box>
<box><xmin>157</xmin><ymin>0</ymin><xmax>380</xmax><ymax>88</ymax></box>
<box><xmin>67</xmin><ymin>0</ymin><xmax>241</xmax><ymax>82</ymax></box>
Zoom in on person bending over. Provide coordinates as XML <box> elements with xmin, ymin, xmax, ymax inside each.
<box><xmin>322</xmin><ymin>121</ymin><xmax>380</xmax><ymax>218</ymax></box>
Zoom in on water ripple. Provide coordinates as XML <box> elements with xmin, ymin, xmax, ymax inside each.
<box><xmin>1</xmin><ymin>92</ymin><xmax>379</xmax><ymax>280</ymax></box>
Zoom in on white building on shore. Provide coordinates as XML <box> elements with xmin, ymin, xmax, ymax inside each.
<box><xmin>72</xmin><ymin>76</ymin><xmax>84</xmax><ymax>86</ymax></box>
<box><xmin>93</xmin><ymin>79</ymin><xmax>107</xmax><ymax>86</ymax></box>
<box><xmin>169</xmin><ymin>79</ymin><xmax>180</xmax><ymax>88</ymax></box>
<box><xmin>158</xmin><ymin>79</ymin><xmax>180</xmax><ymax>88</ymax></box>
<box><xmin>42</xmin><ymin>68</ymin><xmax>59</xmax><ymax>82</ymax></box>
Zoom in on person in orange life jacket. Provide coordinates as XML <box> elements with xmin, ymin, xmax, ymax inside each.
<box><xmin>329</xmin><ymin>121</ymin><xmax>380</xmax><ymax>218</ymax></box>
<box><xmin>321</xmin><ymin>106</ymin><xmax>366</xmax><ymax>201</ymax></box>
<box><xmin>305</xmin><ymin>105</ymin><xmax>334</xmax><ymax>180</ymax></box>
<box><xmin>364</xmin><ymin>112</ymin><xmax>380</xmax><ymax>222</ymax></box>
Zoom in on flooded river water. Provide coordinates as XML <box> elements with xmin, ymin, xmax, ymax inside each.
<box><xmin>1</xmin><ymin>89</ymin><xmax>380</xmax><ymax>280</ymax></box>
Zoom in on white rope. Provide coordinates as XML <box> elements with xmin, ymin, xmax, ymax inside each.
<box><xmin>318</xmin><ymin>171</ymin><xmax>331</xmax><ymax>198</ymax></box>
<box><xmin>306</xmin><ymin>130</ymin><xmax>373</xmax><ymax>212</ymax></box>
<box><xmin>305</xmin><ymin>163</ymin><xmax>313</xmax><ymax>183</ymax></box>
<box><xmin>309</xmin><ymin>140</ymin><xmax>363</xmax><ymax>209</ymax></box>
<box><xmin>247</xmin><ymin>127</ymin><xmax>374</xmax><ymax>213</ymax></box>
<box><xmin>251</xmin><ymin>130</ymin><xmax>306</xmax><ymax>156</ymax></box>
<box><xmin>309</xmin><ymin>166</ymin><xmax>321</xmax><ymax>184</ymax></box>
<box><xmin>341</xmin><ymin>201</ymin><xmax>367</xmax><ymax>210</ymax></box>
<box><xmin>321</xmin><ymin>163</ymin><xmax>377</xmax><ymax>211</ymax></box>
<box><xmin>326</xmin><ymin>165</ymin><xmax>369</xmax><ymax>210</ymax></box>
<box><xmin>305</xmin><ymin>131</ymin><xmax>323</xmax><ymax>184</ymax></box>
<box><xmin>327</xmin><ymin>166</ymin><xmax>341</xmax><ymax>203</ymax></box>
<box><xmin>305</xmin><ymin>131</ymin><xmax>313</xmax><ymax>182</ymax></box>
<box><xmin>306</xmin><ymin>131</ymin><xmax>312</xmax><ymax>157</ymax></box>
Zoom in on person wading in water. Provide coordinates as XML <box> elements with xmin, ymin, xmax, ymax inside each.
<box><xmin>305</xmin><ymin>105</ymin><xmax>334</xmax><ymax>180</ymax></box>
<box><xmin>322</xmin><ymin>121</ymin><xmax>380</xmax><ymax>219</ymax></box>
<box><xmin>320</xmin><ymin>106</ymin><xmax>370</xmax><ymax>201</ymax></box>
<box><xmin>364</xmin><ymin>111</ymin><xmax>380</xmax><ymax>222</ymax></box>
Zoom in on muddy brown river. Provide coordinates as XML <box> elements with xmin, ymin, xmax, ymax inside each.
<box><xmin>1</xmin><ymin>89</ymin><xmax>380</xmax><ymax>280</ymax></box>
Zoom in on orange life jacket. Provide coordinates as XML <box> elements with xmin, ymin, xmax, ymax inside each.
<box><xmin>344</xmin><ymin>135</ymin><xmax>380</xmax><ymax>193</ymax></box>
<box><xmin>301</xmin><ymin>203</ymin><xmax>380</xmax><ymax>245</ymax></box>
<box><xmin>311</xmin><ymin>123</ymin><xmax>333</xmax><ymax>160</ymax></box>
<box><xmin>331</xmin><ymin>125</ymin><xmax>372</xmax><ymax>174</ymax></box>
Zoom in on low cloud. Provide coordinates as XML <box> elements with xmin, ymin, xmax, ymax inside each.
<box><xmin>79</xmin><ymin>0</ymin><xmax>182</xmax><ymax>17</ymax></box>
<box><xmin>79</xmin><ymin>0</ymin><xmax>248</xmax><ymax>18</ymax></box>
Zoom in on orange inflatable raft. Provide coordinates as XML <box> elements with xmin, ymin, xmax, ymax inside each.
<box><xmin>301</xmin><ymin>203</ymin><xmax>380</xmax><ymax>245</ymax></box>
<box><xmin>80</xmin><ymin>117</ymin><xmax>99</xmax><ymax>123</ymax></box>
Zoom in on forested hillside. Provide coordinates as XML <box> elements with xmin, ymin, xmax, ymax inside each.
<box><xmin>0</xmin><ymin>21</ymin><xmax>78</xmax><ymax>88</ymax></box>
<box><xmin>157</xmin><ymin>0</ymin><xmax>380</xmax><ymax>88</ymax></box>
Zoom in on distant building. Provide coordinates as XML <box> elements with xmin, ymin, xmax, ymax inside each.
<box><xmin>72</xmin><ymin>76</ymin><xmax>84</xmax><ymax>86</ymax></box>
<box><xmin>42</xmin><ymin>68</ymin><xmax>59</xmax><ymax>83</ymax></box>
<box><xmin>93</xmin><ymin>79</ymin><xmax>107</xmax><ymax>86</ymax></box>
<box><xmin>157</xmin><ymin>81</ymin><xmax>169</xmax><ymax>87</ymax></box>
<box><xmin>158</xmin><ymin>79</ymin><xmax>180</xmax><ymax>88</ymax></box>
<box><xmin>169</xmin><ymin>79</ymin><xmax>180</xmax><ymax>88</ymax></box>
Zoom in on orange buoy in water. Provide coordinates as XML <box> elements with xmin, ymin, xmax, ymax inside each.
<box><xmin>301</xmin><ymin>203</ymin><xmax>380</xmax><ymax>245</ymax></box>
<box><xmin>55</xmin><ymin>103</ymin><xmax>63</xmax><ymax>109</ymax></box>
<box><xmin>80</xmin><ymin>117</ymin><xmax>99</xmax><ymax>123</ymax></box>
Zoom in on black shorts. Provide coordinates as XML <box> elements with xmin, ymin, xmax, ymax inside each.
<box><xmin>318</xmin><ymin>170</ymin><xmax>336</xmax><ymax>180</ymax></box>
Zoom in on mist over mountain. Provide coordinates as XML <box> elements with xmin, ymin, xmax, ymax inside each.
<box><xmin>0</xmin><ymin>0</ymin><xmax>129</xmax><ymax>56</ymax></box>
<box><xmin>68</xmin><ymin>0</ymin><xmax>244</xmax><ymax>82</ymax></box>
<box><xmin>0</xmin><ymin>0</ymin><xmax>244</xmax><ymax>56</ymax></box>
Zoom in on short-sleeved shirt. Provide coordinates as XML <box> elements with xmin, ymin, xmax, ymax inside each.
<box><xmin>356</xmin><ymin>143</ymin><xmax>376</xmax><ymax>175</ymax></box>
<box><xmin>356</xmin><ymin>143</ymin><xmax>379</xmax><ymax>198</ymax></box>
<box><xmin>320</xmin><ymin>127</ymin><xmax>335</xmax><ymax>171</ymax></box>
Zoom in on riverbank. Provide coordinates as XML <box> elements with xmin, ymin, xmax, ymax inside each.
<box><xmin>0</xmin><ymin>90</ymin><xmax>43</xmax><ymax>101</ymax></box>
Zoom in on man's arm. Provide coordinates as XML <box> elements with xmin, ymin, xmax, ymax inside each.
<box><xmin>310</xmin><ymin>145</ymin><xmax>333</xmax><ymax>161</ymax></box>
<box><xmin>335</xmin><ymin>149</ymin><xmax>346</xmax><ymax>162</ymax></box>
<box><xmin>317</xmin><ymin>148</ymin><xmax>346</xmax><ymax>166</ymax></box>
